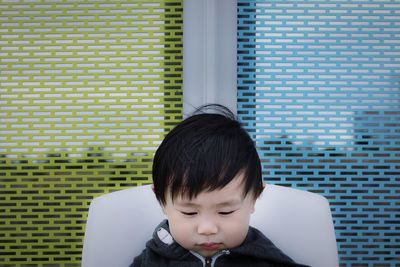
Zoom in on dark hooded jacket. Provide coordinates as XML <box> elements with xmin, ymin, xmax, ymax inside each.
<box><xmin>130</xmin><ymin>220</ymin><xmax>310</xmax><ymax>267</ymax></box>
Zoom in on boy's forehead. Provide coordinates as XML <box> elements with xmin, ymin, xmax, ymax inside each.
<box><xmin>173</xmin><ymin>193</ymin><xmax>244</xmax><ymax>206</ymax></box>
<box><xmin>170</xmin><ymin>185</ymin><xmax>248</xmax><ymax>205</ymax></box>
<box><xmin>166</xmin><ymin>172</ymin><xmax>250</xmax><ymax>203</ymax></box>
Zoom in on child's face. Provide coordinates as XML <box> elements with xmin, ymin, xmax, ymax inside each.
<box><xmin>161</xmin><ymin>174</ymin><xmax>257</xmax><ymax>257</ymax></box>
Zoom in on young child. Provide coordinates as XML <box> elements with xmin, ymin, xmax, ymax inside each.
<box><xmin>131</xmin><ymin>104</ymin><xmax>309</xmax><ymax>267</ymax></box>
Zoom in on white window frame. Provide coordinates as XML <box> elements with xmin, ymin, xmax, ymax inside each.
<box><xmin>183</xmin><ymin>0</ymin><xmax>237</xmax><ymax>116</ymax></box>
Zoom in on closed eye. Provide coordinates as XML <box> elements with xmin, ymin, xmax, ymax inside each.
<box><xmin>218</xmin><ymin>210</ymin><xmax>236</xmax><ymax>215</ymax></box>
<box><xmin>180</xmin><ymin>211</ymin><xmax>197</xmax><ymax>216</ymax></box>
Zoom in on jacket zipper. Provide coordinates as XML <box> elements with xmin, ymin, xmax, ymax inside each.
<box><xmin>205</xmin><ymin>257</ymin><xmax>212</xmax><ymax>267</ymax></box>
<box><xmin>191</xmin><ymin>250</ymin><xmax>230</xmax><ymax>267</ymax></box>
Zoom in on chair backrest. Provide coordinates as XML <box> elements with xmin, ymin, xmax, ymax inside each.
<box><xmin>81</xmin><ymin>184</ymin><xmax>339</xmax><ymax>267</ymax></box>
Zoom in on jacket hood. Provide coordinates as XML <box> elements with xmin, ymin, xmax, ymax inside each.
<box><xmin>145</xmin><ymin>220</ymin><xmax>192</xmax><ymax>260</ymax></box>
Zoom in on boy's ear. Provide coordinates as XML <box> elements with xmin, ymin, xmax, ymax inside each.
<box><xmin>251</xmin><ymin>198</ymin><xmax>256</xmax><ymax>214</ymax></box>
<box><xmin>251</xmin><ymin>184</ymin><xmax>266</xmax><ymax>213</ymax></box>
<box><xmin>251</xmin><ymin>185</ymin><xmax>266</xmax><ymax>214</ymax></box>
<box><xmin>152</xmin><ymin>185</ymin><xmax>168</xmax><ymax>216</ymax></box>
<box><xmin>161</xmin><ymin>207</ymin><xmax>167</xmax><ymax>217</ymax></box>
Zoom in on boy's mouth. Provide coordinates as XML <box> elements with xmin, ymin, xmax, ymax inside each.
<box><xmin>198</xmin><ymin>242</ymin><xmax>222</xmax><ymax>251</ymax></box>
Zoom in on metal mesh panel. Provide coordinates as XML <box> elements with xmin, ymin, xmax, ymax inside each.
<box><xmin>237</xmin><ymin>1</ymin><xmax>399</xmax><ymax>266</ymax></box>
<box><xmin>0</xmin><ymin>0</ymin><xmax>183</xmax><ymax>265</ymax></box>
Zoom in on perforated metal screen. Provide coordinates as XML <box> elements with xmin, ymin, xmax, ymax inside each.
<box><xmin>0</xmin><ymin>0</ymin><xmax>183</xmax><ymax>265</ymax></box>
<box><xmin>237</xmin><ymin>1</ymin><xmax>399</xmax><ymax>266</ymax></box>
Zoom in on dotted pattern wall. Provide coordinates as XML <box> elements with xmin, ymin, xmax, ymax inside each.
<box><xmin>237</xmin><ymin>1</ymin><xmax>399</xmax><ymax>266</ymax></box>
<box><xmin>0</xmin><ymin>1</ymin><xmax>183</xmax><ymax>265</ymax></box>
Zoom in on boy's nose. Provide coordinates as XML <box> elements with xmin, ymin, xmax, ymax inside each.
<box><xmin>197</xmin><ymin>218</ymin><xmax>218</xmax><ymax>235</ymax></box>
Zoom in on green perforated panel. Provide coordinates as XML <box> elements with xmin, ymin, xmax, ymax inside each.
<box><xmin>0</xmin><ymin>0</ymin><xmax>183</xmax><ymax>265</ymax></box>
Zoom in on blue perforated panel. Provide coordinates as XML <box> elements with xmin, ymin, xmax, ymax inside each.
<box><xmin>237</xmin><ymin>1</ymin><xmax>399</xmax><ymax>266</ymax></box>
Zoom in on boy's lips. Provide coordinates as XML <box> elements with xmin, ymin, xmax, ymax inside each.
<box><xmin>198</xmin><ymin>242</ymin><xmax>222</xmax><ymax>251</ymax></box>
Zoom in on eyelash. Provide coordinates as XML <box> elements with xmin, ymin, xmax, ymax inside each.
<box><xmin>181</xmin><ymin>211</ymin><xmax>197</xmax><ymax>216</ymax></box>
<box><xmin>180</xmin><ymin>211</ymin><xmax>236</xmax><ymax>216</ymax></box>
<box><xmin>219</xmin><ymin>211</ymin><xmax>235</xmax><ymax>215</ymax></box>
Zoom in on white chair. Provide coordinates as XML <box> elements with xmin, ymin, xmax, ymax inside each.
<box><xmin>81</xmin><ymin>184</ymin><xmax>339</xmax><ymax>267</ymax></box>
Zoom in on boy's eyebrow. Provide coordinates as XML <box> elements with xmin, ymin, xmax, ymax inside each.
<box><xmin>175</xmin><ymin>198</ymin><xmax>243</xmax><ymax>207</ymax></box>
<box><xmin>216</xmin><ymin>199</ymin><xmax>243</xmax><ymax>207</ymax></box>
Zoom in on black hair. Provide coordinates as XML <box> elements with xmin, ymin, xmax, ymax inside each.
<box><xmin>152</xmin><ymin>104</ymin><xmax>263</xmax><ymax>205</ymax></box>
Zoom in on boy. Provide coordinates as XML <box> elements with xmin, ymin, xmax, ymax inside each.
<box><xmin>131</xmin><ymin>104</ymin><xmax>308</xmax><ymax>267</ymax></box>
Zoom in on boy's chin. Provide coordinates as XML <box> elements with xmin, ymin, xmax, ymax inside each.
<box><xmin>195</xmin><ymin>248</ymin><xmax>222</xmax><ymax>258</ymax></box>
<box><xmin>198</xmin><ymin>250</ymin><xmax>219</xmax><ymax>257</ymax></box>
